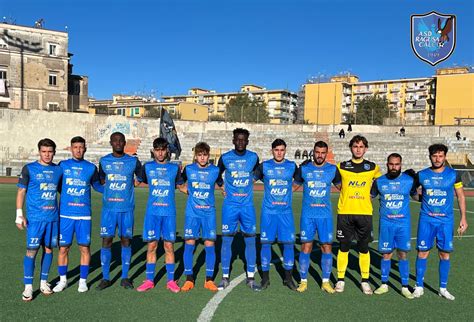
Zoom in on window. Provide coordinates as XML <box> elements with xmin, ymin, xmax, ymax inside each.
<box><xmin>49</xmin><ymin>74</ymin><xmax>57</xmax><ymax>86</ymax></box>
<box><xmin>0</xmin><ymin>69</ymin><xmax>6</xmax><ymax>80</ymax></box>
<box><xmin>49</xmin><ymin>44</ymin><xmax>57</xmax><ymax>56</ymax></box>
<box><xmin>0</xmin><ymin>39</ymin><xmax>7</xmax><ymax>49</ymax></box>
<box><xmin>47</xmin><ymin>103</ymin><xmax>59</xmax><ymax>111</ymax></box>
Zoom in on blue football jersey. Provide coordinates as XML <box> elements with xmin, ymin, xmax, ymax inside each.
<box><xmin>218</xmin><ymin>149</ymin><xmax>259</xmax><ymax>206</ymax></box>
<box><xmin>59</xmin><ymin>159</ymin><xmax>103</xmax><ymax>217</ymax></box>
<box><xmin>183</xmin><ymin>163</ymin><xmax>222</xmax><ymax>217</ymax></box>
<box><xmin>141</xmin><ymin>161</ymin><xmax>182</xmax><ymax>217</ymax></box>
<box><xmin>254</xmin><ymin>159</ymin><xmax>297</xmax><ymax>214</ymax></box>
<box><xmin>371</xmin><ymin>173</ymin><xmax>417</xmax><ymax>224</ymax></box>
<box><xmin>17</xmin><ymin>161</ymin><xmax>62</xmax><ymax>222</ymax></box>
<box><xmin>99</xmin><ymin>153</ymin><xmax>142</xmax><ymax>211</ymax></box>
<box><xmin>418</xmin><ymin>167</ymin><xmax>463</xmax><ymax>223</ymax></box>
<box><xmin>294</xmin><ymin>161</ymin><xmax>340</xmax><ymax>218</ymax></box>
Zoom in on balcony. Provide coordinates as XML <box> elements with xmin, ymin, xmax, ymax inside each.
<box><xmin>390</xmin><ymin>87</ymin><xmax>401</xmax><ymax>92</ymax></box>
<box><xmin>405</xmin><ymin>105</ymin><xmax>426</xmax><ymax>112</ymax></box>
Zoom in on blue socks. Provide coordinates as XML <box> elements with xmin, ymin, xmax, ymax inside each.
<box><xmin>398</xmin><ymin>259</ymin><xmax>409</xmax><ymax>286</ymax></box>
<box><xmin>221</xmin><ymin>236</ymin><xmax>233</xmax><ymax>277</ymax></box>
<box><xmin>299</xmin><ymin>252</ymin><xmax>310</xmax><ymax>280</ymax></box>
<box><xmin>205</xmin><ymin>246</ymin><xmax>216</xmax><ymax>278</ymax></box>
<box><xmin>261</xmin><ymin>243</ymin><xmax>272</xmax><ymax>272</ymax></box>
<box><xmin>244</xmin><ymin>237</ymin><xmax>256</xmax><ymax>276</ymax></box>
<box><xmin>58</xmin><ymin>265</ymin><xmax>68</xmax><ymax>278</ymax></box>
<box><xmin>121</xmin><ymin>246</ymin><xmax>132</xmax><ymax>279</ymax></box>
<box><xmin>40</xmin><ymin>252</ymin><xmax>53</xmax><ymax>281</ymax></box>
<box><xmin>381</xmin><ymin>258</ymin><xmax>391</xmax><ymax>283</ymax></box>
<box><xmin>80</xmin><ymin>265</ymin><xmax>89</xmax><ymax>280</ymax></box>
<box><xmin>416</xmin><ymin>257</ymin><xmax>427</xmax><ymax>287</ymax></box>
<box><xmin>100</xmin><ymin>247</ymin><xmax>112</xmax><ymax>280</ymax></box>
<box><xmin>166</xmin><ymin>263</ymin><xmax>175</xmax><ymax>282</ymax></box>
<box><xmin>146</xmin><ymin>263</ymin><xmax>156</xmax><ymax>281</ymax></box>
<box><xmin>321</xmin><ymin>252</ymin><xmax>333</xmax><ymax>281</ymax></box>
<box><xmin>184</xmin><ymin>243</ymin><xmax>195</xmax><ymax>277</ymax></box>
<box><xmin>439</xmin><ymin>259</ymin><xmax>450</xmax><ymax>288</ymax></box>
<box><xmin>23</xmin><ymin>255</ymin><xmax>35</xmax><ymax>285</ymax></box>
<box><xmin>283</xmin><ymin>244</ymin><xmax>294</xmax><ymax>271</ymax></box>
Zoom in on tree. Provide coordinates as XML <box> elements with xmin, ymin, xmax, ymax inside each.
<box><xmin>355</xmin><ymin>95</ymin><xmax>389</xmax><ymax>125</ymax></box>
<box><xmin>225</xmin><ymin>94</ymin><xmax>269</xmax><ymax>123</ymax></box>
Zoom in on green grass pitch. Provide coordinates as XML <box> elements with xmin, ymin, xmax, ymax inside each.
<box><xmin>0</xmin><ymin>184</ymin><xmax>473</xmax><ymax>321</ymax></box>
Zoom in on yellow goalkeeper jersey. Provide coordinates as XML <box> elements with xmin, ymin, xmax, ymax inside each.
<box><xmin>337</xmin><ymin>159</ymin><xmax>382</xmax><ymax>215</ymax></box>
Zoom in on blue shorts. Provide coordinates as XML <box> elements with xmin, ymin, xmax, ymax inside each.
<box><xmin>143</xmin><ymin>215</ymin><xmax>176</xmax><ymax>242</ymax></box>
<box><xmin>221</xmin><ymin>204</ymin><xmax>256</xmax><ymax>236</ymax></box>
<box><xmin>26</xmin><ymin>221</ymin><xmax>58</xmax><ymax>249</ymax></box>
<box><xmin>260</xmin><ymin>212</ymin><xmax>295</xmax><ymax>243</ymax></box>
<box><xmin>378</xmin><ymin>221</ymin><xmax>410</xmax><ymax>253</ymax></box>
<box><xmin>184</xmin><ymin>215</ymin><xmax>217</xmax><ymax>241</ymax></box>
<box><xmin>300</xmin><ymin>216</ymin><xmax>333</xmax><ymax>244</ymax></box>
<box><xmin>100</xmin><ymin>209</ymin><xmax>134</xmax><ymax>239</ymax></box>
<box><xmin>59</xmin><ymin>217</ymin><xmax>92</xmax><ymax>247</ymax></box>
<box><xmin>417</xmin><ymin>219</ymin><xmax>453</xmax><ymax>252</ymax></box>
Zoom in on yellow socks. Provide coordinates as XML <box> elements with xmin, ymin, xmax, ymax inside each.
<box><xmin>337</xmin><ymin>250</ymin><xmax>349</xmax><ymax>279</ymax></box>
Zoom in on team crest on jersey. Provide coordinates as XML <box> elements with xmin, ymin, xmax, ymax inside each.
<box><xmin>228</xmin><ymin>163</ymin><xmax>236</xmax><ymax>169</ymax></box>
<box><xmin>190</xmin><ymin>173</ymin><xmax>197</xmax><ymax>179</ymax></box>
<box><xmin>423</xmin><ymin>179</ymin><xmax>430</xmax><ymax>185</ymax></box>
<box><xmin>306</xmin><ymin>172</ymin><xmax>313</xmax><ymax>178</ymax></box>
<box><xmin>36</xmin><ymin>173</ymin><xmax>44</xmax><ymax>180</ymax></box>
<box><xmin>363</xmin><ymin>163</ymin><xmax>370</xmax><ymax>170</ymax></box>
<box><xmin>64</xmin><ymin>169</ymin><xmax>72</xmax><ymax>175</ymax></box>
<box><xmin>73</xmin><ymin>169</ymin><xmax>82</xmax><ymax>176</ymax></box>
<box><xmin>267</xmin><ymin>169</ymin><xmax>274</xmax><ymax>175</ymax></box>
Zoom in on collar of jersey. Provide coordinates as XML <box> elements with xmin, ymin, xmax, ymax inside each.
<box><xmin>233</xmin><ymin>149</ymin><xmax>247</xmax><ymax>156</ymax></box>
<box><xmin>351</xmin><ymin>158</ymin><xmax>364</xmax><ymax>164</ymax></box>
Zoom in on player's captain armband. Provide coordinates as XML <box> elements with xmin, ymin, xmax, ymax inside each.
<box><xmin>15</xmin><ymin>209</ymin><xmax>24</xmax><ymax>225</ymax></box>
<box><xmin>454</xmin><ymin>182</ymin><xmax>463</xmax><ymax>189</ymax></box>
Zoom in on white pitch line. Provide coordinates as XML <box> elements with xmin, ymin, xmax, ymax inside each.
<box><xmin>197</xmin><ymin>273</ymin><xmax>247</xmax><ymax>322</ymax></box>
<box><xmin>198</xmin><ymin>234</ymin><xmax>474</xmax><ymax>322</ymax></box>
